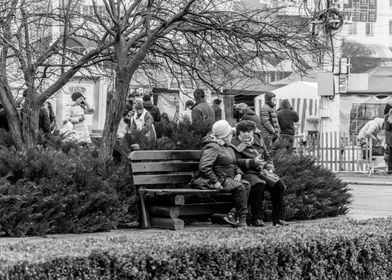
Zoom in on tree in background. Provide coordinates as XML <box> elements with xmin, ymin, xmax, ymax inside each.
<box><xmin>0</xmin><ymin>0</ymin><xmax>112</xmax><ymax>150</ymax></box>
<box><xmin>95</xmin><ymin>0</ymin><xmax>329</xmax><ymax>161</ymax></box>
<box><xmin>0</xmin><ymin>0</ymin><xmax>330</xmax><ymax>160</ymax></box>
<box><xmin>341</xmin><ymin>39</ymin><xmax>381</xmax><ymax>73</ymax></box>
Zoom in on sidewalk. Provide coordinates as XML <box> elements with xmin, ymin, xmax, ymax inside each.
<box><xmin>338</xmin><ymin>172</ymin><xmax>392</xmax><ymax>185</ymax></box>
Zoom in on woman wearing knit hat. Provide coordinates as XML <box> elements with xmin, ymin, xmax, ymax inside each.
<box><xmin>196</xmin><ymin>120</ymin><xmax>249</xmax><ymax>227</ymax></box>
<box><xmin>64</xmin><ymin>92</ymin><xmax>94</xmax><ymax>144</ymax></box>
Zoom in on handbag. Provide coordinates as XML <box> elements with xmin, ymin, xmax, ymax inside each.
<box><xmin>190</xmin><ymin>176</ymin><xmax>213</xmax><ymax>190</ymax></box>
<box><xmin>259</xmin><ymin>169</ymin><xmax>280</xmax><ymax>186</ymax></box>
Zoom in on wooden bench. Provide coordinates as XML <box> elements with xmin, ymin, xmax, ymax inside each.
<box><xmin>129</xmin><ymin>150</ymin><xmax>232</xmax><ymax>230</ymax></box>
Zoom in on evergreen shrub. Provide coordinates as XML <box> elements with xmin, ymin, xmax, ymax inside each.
<box><xmin>1</xmin><ymin>218</ymin><xmax>392</xmax><ymax>279</ymax></box>
<box><xmin>0</xmin><ymin>145</ymin><xmax>138</xmax><ymax>236</ymax></box>
<box><xmin>273</xmin><ymin>152</ymin><xmax>352</xmax><ymax>221</ymax></box>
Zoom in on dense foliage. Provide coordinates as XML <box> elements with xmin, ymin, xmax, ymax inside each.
<box><xmin>0</xmin><ymin>143</ymin><xmax>138</xmax><ymax>237</ymax></box>
<box><xmin>274</xmin><ymin>152</ymin><xmax>352</xmax><ymax>221</ymax></box>
<box><xmin>1</xmin><ymin>218</ymin><xmax>392</xmax><ymax>279</ymax></box>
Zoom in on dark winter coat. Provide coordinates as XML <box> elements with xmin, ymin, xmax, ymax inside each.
<box><xmin>385</xmin><ymin>114</ymin><xmax>392</xmax><ymax>146</ymax></box>
<box><xmin>241</xmin><ymin>108</ymin><xmax>262</xmax><ymax>131</ymax></box>
<box><xmin>277</xmin><ymin>101</ymin><xmax>299</xmax><ymax>136</ymax></box>
<box><xmin>39</xmin><ymin>106</ymin><xmax>51</xmax><ymax>134</ymax></box>
<box><xmin>212</xmin><ymin>104</ymin><xmax>222</xmax><ymax>121</ymax></box>
<box><xmin>199</xmin><ymin>134</ymin><xmax>242</xmax><ymax>185</ymax></box>
<box><xmin>143</xmin><ymin>100</ymin><xmax>161</xmax><ymax>123</ymax></box>
<box><xmin>231</xmin><ymin>132</ymin><xmax>273</xmax><ymax>186</ymax></box>
<box><xmin>260</xmin><ymin>94</ymin><xmax>280</xmax><ymax>138</ymax></box>
<box><xmin>192</xmin><ymin>100</ymin><xmax>215</xmax><ymax>134</ymax></box>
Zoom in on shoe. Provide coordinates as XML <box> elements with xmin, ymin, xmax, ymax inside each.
<box><xmin>237</xmin><ymin>217</ymin><xmax>248</xmax><ymax>228</ymax></box>
<box><xmin>252</xmin><ymin>219</ymin><xmax>265</xmax><ymax>227</ymax></box>
<box><xmin>223</xmin><ymin>213</ymin><xmax>238</xmax><ymax>227</ymax></box>
<box><xmin>237</xmin><ymin>220</ymin><xmax>248</xmax><ymax>228</ymax></box>
<box><xmin>273</xmin><ymin>219</ymin><xmax>289</xmax><ymax>226</ymax></box>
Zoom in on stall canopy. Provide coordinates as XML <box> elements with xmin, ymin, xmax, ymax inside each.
<box><xmin>254</xmin><ymin>81</ymin><xmax>319</xmax><ymax>134</ymax></box>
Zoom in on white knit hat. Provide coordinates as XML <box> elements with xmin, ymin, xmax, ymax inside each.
<box><xmin>212</xmin><ymin>120</ymin><xmax>233</xmax><ymax>139</ymax></box>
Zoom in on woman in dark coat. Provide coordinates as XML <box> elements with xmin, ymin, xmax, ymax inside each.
<box><xmin>231</xmin><ymin>120</ymin><xmax>287</xmax><ymax>226</ymax></box>
<box><xmin>198</xmin><ymin>120</ymin><xmax>249</xmax><ymax>227</ymax></box>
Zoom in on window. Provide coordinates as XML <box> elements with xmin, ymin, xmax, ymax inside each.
<box><xmin>390</xmin><ymin>0</ymin><xmax>392</xmax><ymax>7</ymax></box>
<box><xmin>365</xmin><ymin>22</ymin><xmax>374</xmax><ymax>36</ymax></box>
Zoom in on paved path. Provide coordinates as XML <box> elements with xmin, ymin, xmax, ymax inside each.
<box><xmin>346</xmin><ymin>183</ymin><xmax>392</xmax><ymax>220</ymax></box>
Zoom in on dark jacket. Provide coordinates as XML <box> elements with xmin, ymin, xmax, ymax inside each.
<box><xmin>260</xmin><ymin>103</ymin><xmax>280</xmax><ymax>138</ymax></box>
<box><xmin>39</xmin><ymin>106</ymin><xmax>51</xmax><ymax>134</ymax></box>
<box><xmin>143</xmin><ymin>101</ymin><xmax>161</xmax><ymax>123</ymax></box>
<box><xmin>199</xmin><ymin>134</ymin><xmax>242</xmax><ymax>185</ymax></box>
<box><xmin>277</xmin><ymin>101</ymin><xmax>299</xmax><ymax>136</ymax></box>
<box><xmin>212</xmin><ymin>104</ymin><xmax>222</xmax><ymax>121</ymax></box>
<box><xmin>192</xmin><ymin>100</ymin><xmax>215</xmax><ymax>134</ymax></box>
<box><xmin>241</xmin><ymin>108</ymin><xmax>262</xmax><ymax>131</ymax></box>
<box><xmin>231</xmin><ymin>132</ymin><xmax>274</xmax><ymax>186</ymax></box>
<box><xmin>155</xmin><ymin>115</ymin><xmax>172</xmax><ymax>139</ymax></box>
<box><xmin>385</xmin><ymin>114</ymin><xmax>392</xmax><ymax>146</ymax></box>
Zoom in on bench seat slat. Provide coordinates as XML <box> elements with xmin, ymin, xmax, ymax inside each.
<box><xmin>139</xmin><ymin>188</ymin><xmax>223</xmax><ymax>194</ymax></box>
<box><xmin>179</xmin><ymin>202</ymin><xmax>232</xmax><ymax>216</ymax></box>
<box><xmin>134</xmin><ymin>173</ymin><xmax>193</xmax><ymax>185</ymax></box>
<box><xmin>129</xmin><ymin>150</ymin><xmax>201</xmax><ymax>161</ymax></box>
<box><xmin>132</xmin><ymin>162</ymin><xmax>199</xmax><ymax>173</ymax></box>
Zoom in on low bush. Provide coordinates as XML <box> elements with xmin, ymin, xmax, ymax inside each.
<box><xmin>0</xmin><ymin>145</ymin><xmax>138</xmax><ymax>237</ymax></box>
<box><xmin>274</xmin><ymin>153</ymin><xmax>352</xmax><ymax>221</ymax></box>
<box><xmin>1</xmin><ymin>218</ymin><xmax>392</xmax><ymax>279</ymax></box>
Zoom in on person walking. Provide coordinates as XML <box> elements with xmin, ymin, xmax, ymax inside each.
<box><xmin>179</xmin><ymin>100</ymin><xmax>194</xmax><ymax>124</ymax></box>
<box><xmin>259</xmin><ymin>92</ymin><xmax>280</xmax><ymax>152</ymax></box>
<box><xmin>142</xmin><ymin>94</ymin><xmax>161</xmax><ymax>123</ymax></box>
<box><xmin>384</xmin><ymin>104</ymin><xmax>392</xmax><ymax>174</ymax></box>
<box><xmin>130</xmin><ymin>101</ymin><xmax>157</xmax><ymax>143</ymax></box>
<box><xmin>231</xmin><ymin>120</ymin><xmax>288</xmax><ymax>227</ymax></box>
<box><xmin>195</xmin><ymin>120</ymin><xmax>249</xmax><ymax>227</ymax></box>
<box><xmin>191</xmin><ymin>89</ymin><xmax>215</xmax><ymax>135</ymax></box>
<box><xmin>212</xmin><ymin>98</ymin><xmax>223</xmax><ymax>121</ymax></box>
<box><xmin>277</xmin><ymin>99</ymin><xmax>299</xmax><ymax>153</ymax></box>
<box><xmin>65</xmin><ymin>92</ymin><xmax>93</xmax><ymax>145</ymax></box>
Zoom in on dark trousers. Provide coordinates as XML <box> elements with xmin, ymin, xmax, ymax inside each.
<box><xmin>388</xmin><ymin>145</ymin><xmax>392</xmax><ymax>172</ymax></box>
<box><xmin>249</xmin><ymin>181</ymin><xmax>285</xmax><ymax>221</ymax></box>
<box><xmin>278</xmin><ymin>134</ymin><xmax>295</xmax><ymax>154</ymax></box>
<box><xmin>231</xmin><ymin>184</ymin><xmax>249</xmax><ymax>218</ymax></box>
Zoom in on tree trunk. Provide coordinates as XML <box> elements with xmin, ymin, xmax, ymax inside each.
<box><xmin>98</xmin><ymin>70</ymin><xmax>132</xmax><ymax>161</ymax></box>
<box><xmin>21</xmin><ymin>101</ymin><xmax>40</xmax><ymax>149</ymax></box>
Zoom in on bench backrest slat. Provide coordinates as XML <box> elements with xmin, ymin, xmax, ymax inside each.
<box><xmin>133</xmin><ymin>173</ymin><xmax>194</xmax><ymax>185</ymax></box>
<box><xmin>132</xmin><ymin>162</ymin><xmax>199</xmax><ymax>173</ymax></box>
<box><xmin>130</xmin><ymin>150</ymin><xmax>202</xmax><ymax>187</ymax></box>
<box><xmin>129</xmin><ymin>150</ymin><xmax>201</xmax><ymax>161</ymax></box>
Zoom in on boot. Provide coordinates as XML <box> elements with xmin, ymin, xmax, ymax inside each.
<box><xmin>273</xmin><ymin>219</ymin><xmax>289</xmax><ymax>226</ymax></box>
<box><xmin>237</xmin><ymin>214</ymin><xmax>248</xmax><ymax>228</ymax></box>
<box><xmin>223</xmin><ymin>208</ymin><xmax>238</xmax><ymax>227</ymax></box>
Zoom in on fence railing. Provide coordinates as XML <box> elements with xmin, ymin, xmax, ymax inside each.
<box><xmin>293</xmin><ymin>132</ymin><xmax>384</xmax><ymax>173</ymax></box>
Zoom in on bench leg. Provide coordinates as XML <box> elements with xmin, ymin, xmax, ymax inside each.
<box><xmin>139</xmin><ymin>190</ymin><xmax>151</xmax><ymax>228</ymax></box>
<box><xmin>151</xmin><ymin>217</ymin><xmax>184</xmax><ymax>230</ymax></box>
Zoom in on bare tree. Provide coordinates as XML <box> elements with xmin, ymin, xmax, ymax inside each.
<box><xmin>0</xmin><ymin>0</ymin><xmax>112</xmax><ymax>150</ymax></box>
<box><xmin>96</xmin><ymin>0</ymin><xmax>328</xmax><ymax>160</ymax></box>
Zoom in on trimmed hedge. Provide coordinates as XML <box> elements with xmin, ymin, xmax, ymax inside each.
<box><xmin>1</xmin><ymin>218</ymin><xmax>392</xmax><ymax>279</ymax></box>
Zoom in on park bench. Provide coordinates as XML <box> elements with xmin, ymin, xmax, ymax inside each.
<box><xmin>129</xmin><ymin>150</ymin><xmax>232</xmax><ymax>230</ymax></box>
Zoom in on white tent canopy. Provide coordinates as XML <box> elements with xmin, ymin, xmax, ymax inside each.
<box><xmin>254</xmin><ymin>81</ymin><xmax>319</xmax><ymax>134</ymax></box>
